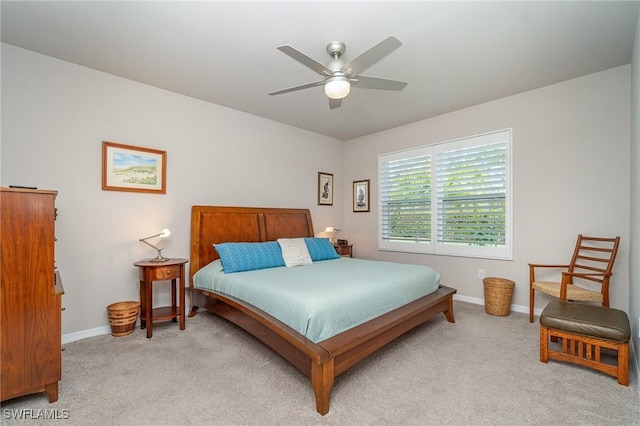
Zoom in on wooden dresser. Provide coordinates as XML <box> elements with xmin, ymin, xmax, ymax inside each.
<box><xmin>1</xmin><ymin>187</ymin><xmax>64</xmax><ymax>402</ymax></box>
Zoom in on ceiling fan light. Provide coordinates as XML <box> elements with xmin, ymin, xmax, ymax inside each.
<box><xmin>324</xmin><ymin>76</ymin><xmax>351</xmax><ymax>99</ymax></box>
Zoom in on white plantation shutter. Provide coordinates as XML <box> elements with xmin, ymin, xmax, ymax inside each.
<box><xmin>379</xmin><ymin>148</ymin><xmax>432</xmax><ymax>253</ymax></box>
<box><xmin>379</xmin><ymin>129</ymin><xmax>512</xmax><ymax>259</ymax></box>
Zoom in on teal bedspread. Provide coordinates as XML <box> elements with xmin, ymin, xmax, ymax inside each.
<box><xmin>193</xmin><ymin>257</ymin><xmax>440</xmax><ymax>343</ymax></box>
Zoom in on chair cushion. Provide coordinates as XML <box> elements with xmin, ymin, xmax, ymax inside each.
<box><xmin>540</xmin><ymin>301</ymin><xmax>630</xmax><ymax>342</ymax></box>
<box><xmin>532</xmin><ymin>281</ymin><xmax>604</xmax><ymax>302</ymax></box>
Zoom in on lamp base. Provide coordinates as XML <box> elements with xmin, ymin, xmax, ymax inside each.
<box><xmin>148</xmin><ymin>255</ymin><xmax>170</xmax><ymax>262</ymax></box>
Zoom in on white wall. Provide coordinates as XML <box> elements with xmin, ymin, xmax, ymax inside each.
<box><xmin>1</xmin><ymin>44</ymin><xmax>344</xmax><ymax>337</ymax></box>
<box><xmin>343</xmin><ymin>66</ymin><xmax>631</xmax><ymax>315</ymax></box>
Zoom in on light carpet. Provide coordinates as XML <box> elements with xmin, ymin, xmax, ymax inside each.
<box><xmin>1</xmin><ymin>301</ymin><xmax>638</xmax><ymax>425</ymax></box>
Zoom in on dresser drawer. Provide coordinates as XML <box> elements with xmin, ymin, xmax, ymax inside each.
<box><xmin>149</xmin><ymin>265</ymin><xmax>180</xmax><ymax>281</ymax></box>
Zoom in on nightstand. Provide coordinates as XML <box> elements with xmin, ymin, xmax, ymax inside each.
<box><xmin>333</xmin><ymin>244</ymin><xmax>353</xmax><ymax>258</ymax></box>
<box><xmin>133</xmin><ymin>258</ymin><xmax>188</xmax><ymax>338</ymax></box>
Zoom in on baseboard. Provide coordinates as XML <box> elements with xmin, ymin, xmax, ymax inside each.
<box><xmin>452</xmin><ymin>294</ymin><xmax>543</xmax><ymax>317</ymax></box>
<box><xmin>62</xmin><ymin>320</ymin><xmax>141</xmax><ymax>344</ymax></box>
<box><xmin>62</xmin><ymin>326</ymin><xmax>112</xmax><ymax>344</ymax></box>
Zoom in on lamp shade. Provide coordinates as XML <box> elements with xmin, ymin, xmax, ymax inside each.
<box><xmin>316</xmin><ymin>226</ymin><xmax>341</xmax><ymax>243</ymax></box>
<box><xmin>324</xmin><ymin>76</ymin><xmax>350</xmax><ymax>99</ymax></box>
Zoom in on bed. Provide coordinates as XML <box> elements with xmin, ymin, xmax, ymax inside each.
<box><xmin>189</xmin><ymin>205</ymin><xmax>457</xmax><ymax>415</ymax></box>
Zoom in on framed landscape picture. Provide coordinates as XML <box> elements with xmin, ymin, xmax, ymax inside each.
<box><xmin>102</xmin><ymin>141</ymin><xmax>166</xmax><ymax>194</ymax></box>
<box><xmin>353</xmin><ymin>179</ymin><xmax>370</xmax><ymax>212</ymax></box>
<box><xmin>318</xmin><ymin>172</ymin><xmax>333</xmax><ymax>205</ymax></box>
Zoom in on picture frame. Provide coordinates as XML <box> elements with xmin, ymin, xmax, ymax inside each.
<box><xmin>318</xmin><ymin>172</ymin><xmax>333</xmax><ymax>205</ymax></box>
<box><xmin>353</xmin><ymin>179</ymin><xmax>370</xmax><ymax>212</ymax></box>
<box><xmin>102</xmin><ymin>141</ymin><xmax>167</xmax><ymax>194</ymax></box>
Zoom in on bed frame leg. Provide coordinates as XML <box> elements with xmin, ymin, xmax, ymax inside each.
<box><xmin>443</xmin><ymin>295</ymin><xmax>455</xmax><ymax>323</ymax></box>
<box><xmin>311</xmin><ymin>358</ymin><xmax>334</xmax><ymax>415</ymax></box>
<box><xmin>188</xmin><ymin>305</ymin><xmax>200</xmax><ymax>317</ymax></box>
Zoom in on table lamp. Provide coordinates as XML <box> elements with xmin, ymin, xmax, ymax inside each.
<box><xmin>322</xmin><ymin>227</ymin><xmax>341</xmax><ymax>244</ymax></box>
<box><xmin>139</xmin><ymin>228</ymin><xmax>171</xmax><ymax>262</ymax></box>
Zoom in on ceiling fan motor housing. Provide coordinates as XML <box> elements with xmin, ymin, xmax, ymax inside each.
<box><xmin>326</xmin><ymin>41</ymin><xmax>346</xmax><ymax>59</ymax></box>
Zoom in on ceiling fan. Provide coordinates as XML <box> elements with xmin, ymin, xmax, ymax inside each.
<box><xmin>268</xmin><ymin>36</ymin><xmax>407</xmax><ymax>109</ymax></box>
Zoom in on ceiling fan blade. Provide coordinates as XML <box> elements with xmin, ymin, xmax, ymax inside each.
<box><xmin>341</xmin><ymin>36</ymin><xmax>403</xmax><ymax>76</ymax></box>
<box><xmin>268</xmin><ymin>80</ymin><xmax>324</xmax><ymax>96</ymax></box>
<box><xmin>277</xmin><ymin>45</ymin><xmax>333</xmax><ymax>76</ymax></box>
<box><xmin>352</xmin><ymin>76</ymin><xmax>407</xmax><ymax>91</ymax></box>
<box><xmin>329</xmin><ymin>98</ymin><xmax>342</xmax><ymax>109</ymax></box>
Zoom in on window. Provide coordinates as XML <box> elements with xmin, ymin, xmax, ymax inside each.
<box><xmin>378</xmin><ymin>129</ymin><xmax>512</xmax><ymax>260</ymax></box>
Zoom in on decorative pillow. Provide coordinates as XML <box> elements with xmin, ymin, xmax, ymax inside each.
<box><xmin>214</xmin><ymin>241</ymin><xmax>285</xmax><ymax>273</ymax></box>
<box><xmin>277</xmin><ymin>238</ymin><xmax>313</xmax><ymax>267</ymax></box>
<box><xmin>305</xmin><ymin>237</ymin><xmax>340</xmax><ymax>261</ymax></box>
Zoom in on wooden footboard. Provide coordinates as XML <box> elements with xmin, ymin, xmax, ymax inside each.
<box><xmin>190</xmin><ymin>285</ymin><xmax>456</xmax><ymax>414</ymax></box>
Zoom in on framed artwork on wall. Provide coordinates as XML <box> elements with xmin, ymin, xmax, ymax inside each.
<box><xmin>102</xmin><ymin>141</ymin><xmax>167</xmax><ymax>194</ymax></box>
<box><xmin>318</xmin><ymin>172</ymin><xmax>333</xmax><ymax>205</ymax></box>
<box><xmin>353</xmin><ymin>179</ymin><xmax>370</xmax><ymax>212</ymax></box>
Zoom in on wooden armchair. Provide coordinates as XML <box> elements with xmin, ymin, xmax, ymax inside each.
<box><xmin>529</xmin><ymin>235</ymin><xmax>620</xmax><ymax>322</ymax></box>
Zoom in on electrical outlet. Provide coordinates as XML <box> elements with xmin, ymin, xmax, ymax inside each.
<box><xmin>477</xmin><ymin>269</ymin><xmax>485</xmax><ymax>279</ymax></box>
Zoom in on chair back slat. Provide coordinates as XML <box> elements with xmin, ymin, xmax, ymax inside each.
<box><xmin>573</xmin><ymin>264</ymin><xmax>608</xmax><ymax>274</ymax></box>
<box><xmin>579</xmin><ymin>248</ymin><xmax>616</xmax><ymax>256</ymax></box>
<box><xmin>575</xmin><ymin>255</ymin><xmax>612</xmax><ymax>265</ymax></box>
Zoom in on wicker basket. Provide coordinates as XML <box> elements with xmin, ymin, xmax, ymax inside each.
<box><xmin>107</xmin><ymin>301</ymin><xmax>140</xmax><ymax>337</ymax></box>
<box><xmin>483</xmin><ymin>277</ymin><xmax>515</xmax><ymax>316</ymax></box>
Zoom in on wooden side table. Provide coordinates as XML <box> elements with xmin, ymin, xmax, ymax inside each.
<box><xmin>333</xmin><ymin>244</ymin><xmax>353</xmax><ymax>258</ymax></box>
<box><xmin>133</xmin><ymin>258</ymin><xmax>188</xmax><ymax>338</ymax></box>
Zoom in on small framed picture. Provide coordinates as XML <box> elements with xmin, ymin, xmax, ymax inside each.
<box><xmin>318</xmin><ymin>172</ymin><xmax>333</xmax><ymax>205</ymax></box>
<box><xmin>353</xmin><ymin>179</ymin><xmax>370</xmax><ymax>212</ymax></box>
<box><xmin>102</xmin><ymin>141</ymin><xmax>167</xmax><ymax>194</ymax></box>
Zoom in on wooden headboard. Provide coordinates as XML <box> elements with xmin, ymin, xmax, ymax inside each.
<box><xmin>190</xmin><ymin>206</ymin><xmax>314</xmax><ymax>279</ymax></box>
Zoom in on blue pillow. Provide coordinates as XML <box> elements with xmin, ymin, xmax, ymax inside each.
<box><xmin>304</xmin><ymin>238</ymin><xmax>340</xmax><ymax>261</ymax></box>
<box><xmin>214</xmin><ymin>241</ymin><xmax>285</xmax><ymax>273</ymax></box>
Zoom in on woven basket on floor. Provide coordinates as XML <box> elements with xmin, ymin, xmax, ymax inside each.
<box><xmin>483</xmin><ymin>277</ymin><xmax>515</xmax><ymax>316</ymax></box>
<box><xmin>107</xmin><ymin>301</ymin><xmax>140</xmax><ymax>337</ymax></box>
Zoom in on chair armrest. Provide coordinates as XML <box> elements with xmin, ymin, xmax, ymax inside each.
<box><xmin>528</xmin><ymin>263</ymin><xmax>570</xmax><ymax>269</ymax></box>
<box><xmin>529</xmin><ymin>263</ymin><xmax>570</xmax><ymax>285</ymax></box>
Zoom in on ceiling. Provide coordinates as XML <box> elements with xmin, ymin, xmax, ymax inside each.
<box><xmin>2</xmin><ymin>1</ymin><xmax>638</xmax><ymax>141</ymax></box>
